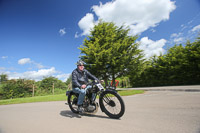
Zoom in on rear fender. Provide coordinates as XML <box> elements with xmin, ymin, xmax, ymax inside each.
<box><xmin>66</xmin><ymin>90</ymin><xmax>74</xmax><ymax>96</ymax></box>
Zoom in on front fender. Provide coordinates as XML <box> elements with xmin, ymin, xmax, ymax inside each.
<box><xmin>99</xmin><ymin>89</ymin><xmax>118</xmax><ymax>112</ymax></box>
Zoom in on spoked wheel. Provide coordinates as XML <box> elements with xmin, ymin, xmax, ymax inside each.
<box><xmin>99</xmin><ymin>90</ymin><xmax>125</xmax><ymax>119</ymax></box>
<box><xmin>68</xmin><ymin>92</ymin><xmax>79</xmax><ymax>114</ymax></box>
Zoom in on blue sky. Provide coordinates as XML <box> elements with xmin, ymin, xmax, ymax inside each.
<box><xmin>0</xmin><ymin>0</ymin><xmax>200</xmax><ymax>81</ymax></box>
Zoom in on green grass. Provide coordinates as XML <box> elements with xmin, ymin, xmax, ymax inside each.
<box><xmin>0</xmin><ymin>94</ymin><xmax>67</xmax><ymax>105</ymax></box>
<box><xmin>0</xmin><ymin>90</ymin><xmax>144</xmax><ymax>105</ymax></box>
<box><xmin>117</xmin><ymin>90</ymin><xmax>145</xmax><ymax>96</ymax></box>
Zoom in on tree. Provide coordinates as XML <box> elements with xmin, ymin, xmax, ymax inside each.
<box><xmin>131</xmin><ymin>36</ymin><xmax>200</xmax><ymax>87</ymax></box>
<box><xmin>66</xmin><ymin>74</ymin><xmax>72</xmax><ymax>86</ymax></box>
<box><xmin>79</xmin><ymin>21</ymin><xmax>144</xmax><ymax>86</ymax></box>
<box><xmin>66</xmin><ymin>74</ymin><xmax>72</xmax><ymax>90</ymax></box>
<box><xmin>1</xmin><ymin>79</ymin><xmax>33</xmax><ymax>99</ymax></box>
<box><xmin>39</xmin><ymin>76</ymin><xmax>67</xmax><ymax>94</ymax></box>
<box><xmin>184</xmin><ymin>38</ymin><xmax>200</xmax><ymax>84</ymax></box>
<box><xmin>0</xmin><ymin>74</ymin><xmax>8</xmax><ymax>84</ymax></box>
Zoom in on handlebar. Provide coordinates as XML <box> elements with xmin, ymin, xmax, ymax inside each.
<box><xmin>86</xmin><ymin>80</ymin><xmax>100</xmax><ymax>86</ymax></box>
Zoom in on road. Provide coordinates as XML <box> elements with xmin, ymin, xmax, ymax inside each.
<box><xmin>0</xmin><ymin>88</ymin><xmax>200</xmax><ymax>133</ymax></box>
<box><xmin>122</xmin><ymin>85</ymin><xmax>200</xmax><ymax>92</ymax></box>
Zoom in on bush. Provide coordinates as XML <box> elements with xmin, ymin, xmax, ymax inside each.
<box><xmin>1</xmin><ymin>79</ymin><xmax>32</xmax><ymax>99</ymax></box>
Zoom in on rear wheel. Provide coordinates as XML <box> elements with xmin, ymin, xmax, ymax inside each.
<box><xmin>99</xmin><ymin>90</ymin><xmax>125</xmax><ymax>119</ymax></box>
<box><xmin>68</xmin><ymin>92</ymin><xmax>79</xmax><ymax>114</ymax></box>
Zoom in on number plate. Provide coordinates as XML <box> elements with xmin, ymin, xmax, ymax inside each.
<box><xmin>97</xmin><ymin>83</ymin><xmax>104</xmax><ymax>90</ymax></box>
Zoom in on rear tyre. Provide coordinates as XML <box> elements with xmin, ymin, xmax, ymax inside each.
<box><xmin>68</xmin><ymin>92</ymin><xmax>79</xmax><ymax>114</ymax></box>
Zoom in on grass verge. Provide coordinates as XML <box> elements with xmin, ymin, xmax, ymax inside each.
<box><xmin>0</xmin><ymin>90</ymin><xmax>144</xmax><ymax>105</ymax></box>
<box><xmin>117</xmin><ymin>90</ymin><xmax>145</xmax><ymax>96</ymax></box>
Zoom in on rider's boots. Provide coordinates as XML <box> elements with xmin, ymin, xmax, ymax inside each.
<box><xmin>78</xmin><ymin>105</ymin><xmax>84</xmax><ymax>113</ymax></box>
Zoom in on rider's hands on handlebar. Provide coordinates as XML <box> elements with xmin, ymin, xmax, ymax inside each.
<box><xmin>81</xmin><ymin>84</ymin><xmax>86</xmax><ymax>89</ymax></box>
<box><xmin>94</xmin><ymin>80</ymin><xmax>104</xmax><ymax>83</ymax></box>
<box><xmin>100</xmin><ymin>80</ymin><xmax>104</xmax><ymax>83</ymax></box>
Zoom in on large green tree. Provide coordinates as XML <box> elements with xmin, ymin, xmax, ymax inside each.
<box><xmin>131</xmin><ymin>36</ymin><xmax>200</xmax><ymax>87</ymax></box>
<box><xmin>79</xmin><ymin>21</ymin><xmax>144</xmax><ymax>86</ymax></box>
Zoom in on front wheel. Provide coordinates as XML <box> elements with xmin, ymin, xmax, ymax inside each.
<box><xmin>99</xmin><ymin>90</ymin><xmax>125</xmax><ymax>119</ymax></box>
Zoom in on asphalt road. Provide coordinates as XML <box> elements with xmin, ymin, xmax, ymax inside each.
<box><xmin>0</xmin><ymin>88</ymin><xmax>200</xmax><ymax>133</ymax></box>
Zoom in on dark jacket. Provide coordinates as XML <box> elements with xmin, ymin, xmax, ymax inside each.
<box><xmin>72</xmin><ymin>68</ymin><xmax>98</xmax><ymax>88</ymax></box>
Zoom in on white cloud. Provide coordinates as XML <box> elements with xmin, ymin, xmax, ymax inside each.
<box><xmin>191</xmin><ymin>24</ymin><xmax>200</xmax><ymax>32</ymax></box>
<box><xmin>75</xmin><ymin>32</ymin><xmax>80</xmax><ymax>38</ymax></box>
<box><xmin>6</xmin><ymin>67</ymin><xmax>57</xmax><ymax>81</ymax></box>
<box><xmin>1</xmin><ymin>67</ymin><xmax>70</xmax><ymax>81</ymax></box>
<box><xmin>1</xmin><ymin>58</ymin><xmax>69</xmax><ymax>81</ymax></box>
<box><xmin>35</xmin><ymin>63</ymin><xmax>44</xmax><ymax>69</ymax></box>
<box><xmin>173</xmin><ymin>37</ymin><xmax>184</xmax><ymax>44</ymax></box>
<box><xmin>170</xmin><ymin>33</ymin><xmax>182</xmax><ymax>38</ymax></box>
<box><xmin>59</xmin><ymin>28</ymin><xmax>66</xmax><ymax>36</ymax></box>
<box><xmin>169</xmin><ymin>32</ymin><xmax>186</xmax><ymax>44</ymax></box>
<box><xmin>1</xmin><ymin>56</ymin><xmax>8</xmax><ymax>59</ymax></box>
<box><xmin>78</xmin><ymin>0</ymin><xmax>176</xmax><ymax>36</ymax></box>
<box><xmin>18</xmin><ymin>58</ymin><xmax>44</xmax><ymax>69</ymax></box>
<box><xmin>56</xmin><ymin>74</ymin><xmax>70</xmax><ymax>82</ymax></box>
<box><xmin>18</xmin><ymin>58</ymin><xmax>32</xmax><ymax>65</ymax></box>
<box><xmin>150</xmin><ymin>29</ymin><xmax>156</xmax><ymax>33</ymax></box>
<box><xmin>139</xmin><ymin>37</ymin><xmax>167</xmax><ymax>58</ymax></box>
<box><xmin>78</xmin><ymin>13</ymin><xmax>96</xmax><ymax>36</ymax></box>
<box><xmin>180</xmin><ymin>24</ymin><xmax>187</xmax><ymax>31</ymax></box>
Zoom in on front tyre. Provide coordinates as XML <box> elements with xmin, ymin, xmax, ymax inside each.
<box><xmin>99</xmin><ymin>90</ymin><xmax>125</xmax><ymax>119</ymax></box>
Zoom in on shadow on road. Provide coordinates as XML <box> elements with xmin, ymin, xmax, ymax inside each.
<box><xmin>60</xmin><ymin>110</ymin><xmax>119</xmax><ymax>120</ymax></box>
<box><xmin>60</xmin><ymin>110</ymin><xmax>81</xmax><ymax>118</ymax></box>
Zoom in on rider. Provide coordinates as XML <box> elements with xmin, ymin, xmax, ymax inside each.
<box><xmin>72</xmin><ymin>60</ymin><xmax>99</xmax><ymax>113</ymax></box>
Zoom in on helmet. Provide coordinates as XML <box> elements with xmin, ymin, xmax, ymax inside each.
<box><xmin>76</xmin><ymin>60</ymin><xmax>84</xmax><ymax>66</ymax></box>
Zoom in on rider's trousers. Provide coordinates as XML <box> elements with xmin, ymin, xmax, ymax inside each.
<box><xmin>72</xmin><ymin>85</ymin><xmax>95</xmax><ymax>106</ymax></box>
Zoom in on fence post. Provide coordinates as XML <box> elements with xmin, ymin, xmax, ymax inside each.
<box><xmin>67</xmin><ymin>82</ymin><xmax>72</xmax><ymax>91</ymax></box>
<box><xmin>32</xmin><ymin>83</ymin><xmax>35</xmax><ymax>97</ymax></box>
<box><xmin>52</xmin><ymin>82</ymin><xmax>54</xmax><ymax>95</ymax></box>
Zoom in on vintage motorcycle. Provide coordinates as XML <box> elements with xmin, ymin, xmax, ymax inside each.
<box><xmin>66</xmin><ymin>81</ymin><xmax>125</xmax><ymax>119</ymax></box>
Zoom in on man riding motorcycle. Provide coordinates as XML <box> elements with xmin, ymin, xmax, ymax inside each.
<box><xmin>72</xmin><ymin>60</ymin><xmax>99</xmax><ymax>113</ymax></box>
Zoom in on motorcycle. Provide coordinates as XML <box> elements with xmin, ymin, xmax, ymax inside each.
<box><xmin>66</xmin><ymin>81</ymin><xmax>125</xmax><ymax>119</ymax></box>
